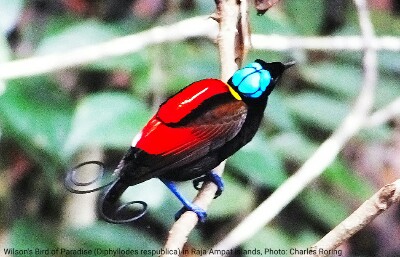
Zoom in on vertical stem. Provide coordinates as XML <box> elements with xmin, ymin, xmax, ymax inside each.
<box><xmin>160</xmin><ymin>1</ymin><xmax>247</xmax><ymax>255</ymax></box>
<box><xmin>217</xmin><ymin>0</ymin><xmax>240</xmax><ymax>81</ymax></box>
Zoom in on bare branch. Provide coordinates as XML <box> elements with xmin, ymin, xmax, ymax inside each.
<box><xmin>366</xmin><ymin>97</ymin><xmax>400</xmax><ymax>127</ymax></box>
<box><xmin>305</xmin><ymin>179</ymin><xmax>400</xmax><ymax>257</ymax></box>
<box><xmin>0</xmin><ymin>16</ymin><xmax>218</xmax><ymax>80</ymax></box>
<box><xmin>216</xmin><ymin>0</ymin><xmax>240</xmax><ymax>80</ymax></box>
<box><xmin>206</xmin><ymin>0</ymin><xmax>378</xmax><ymax>255</ymax></box>
<box><xmin>252</xmin><ymin>35</ymin><xmax>400</xmax><ymax>51</ymax></box>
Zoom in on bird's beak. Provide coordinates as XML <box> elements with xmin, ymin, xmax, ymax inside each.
<box><xmin>283</xmin><ymin>61</ymin><xmax>296</xmax><ymax>70</ymax></box>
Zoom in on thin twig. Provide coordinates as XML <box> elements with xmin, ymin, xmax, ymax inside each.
<box><xmin>252</xmin><ymin>35</ymin><xmax>400</xmax><ymax>51</ymax></box>
<box><xmin>366</xmin><ymin>96</ymin><xmax>400</xmax><ymax>127</ymax></box>
<box><xmin>206</xmin><ymin>0</ymin><xmax>377</xmax><ymax>255</ymax></box>
<box><xmin>305</xmin><ymin>179</ymin><xmax>400</xmax><ymax>257</ymax></box>
<box><xmin>160</xmin><ymin>1</ymin><xmax>242</xmax><ymax>256</ymax></box>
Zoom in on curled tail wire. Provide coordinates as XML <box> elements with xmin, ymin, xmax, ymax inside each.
<box><xmin>64</xmin><ymin>161</ymin><xmax>148</xmax><ymax>224</ymax></box>
<box><xmin>98</xmin><ymin>179</ymin><xmax>148</xmax><ymax>224</ymax></box>
<box><xmin>64</xmin><ymin>161</ymin><xmax>115</xmax><ymax>194</ymax></box>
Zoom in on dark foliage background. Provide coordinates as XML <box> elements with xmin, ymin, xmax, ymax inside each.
<box><xmin>0</xmin><ymin>0</ymin><xmax>399</xmax><ymax>256</ymax></box>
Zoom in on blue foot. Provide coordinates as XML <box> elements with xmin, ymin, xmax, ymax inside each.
<box><xmin>161</xmin><ymin>179</ymin><xmax>208</xmax><ymax>222</ymax></box>
<box><xmin>175</xmin><ymin>205</ymin><xmax>207</xmax><ymax>222</ymax></box>
<box><xmin>193</xmin><ymin>171</ymin><xmax>224</xmax><ymax>198</ymax></box>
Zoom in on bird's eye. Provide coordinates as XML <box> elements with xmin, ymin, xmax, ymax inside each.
<box><xmin>231</xmin><ymin>63</ymin><xmax>272</xmax><ymax>98</ymax></box>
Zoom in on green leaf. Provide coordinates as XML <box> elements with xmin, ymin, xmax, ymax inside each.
<box><xmin>323</xmin><ymin>159</ymin><xmax>374</xmax><ymax>200</ymax></box>
<box><xmin>285</xmin><ymin>0</ymin><xmax>325</xmax><ymax>35</ymax></box>
<box><xmin>292</xmin><ymin>229</ymin><xmax>320</xmax><ymax>249</ymax></box>
<box><xmin>163</xmin><ymin>42</ymin><xmax>219</xmax><ymax>93</ymax></box>
<box><xmin>359</xmin><ymin>125</ymin><xmax>392</xmax><ymax>142</ymax></box>
<box><xmin>300</xmin><ymin>63</ymin><xmax>361</xmax><ymax>99</ymax></box>
<box><xmin>265</xmin><ymin>92</ymin><xmax>296</xmax><ymax>131</ymax></box>
<box><xmin>42</xmin><ymin>15</ymin><xmax>82</xmax><ymax>37</ymax></box>
<box><xmin>0</xmin><ymin>0</ymin><xmax>24</xmax><ymax>34</ymax></box>
<box><xmin>63</xmin><ymin>92</ymin><xmax>150</xmax><ymax>158</ymax></box>
<box><xmin>36</xmin><ymin>20</ymin><xmax>118</xmax><ymax>55</ymax></box>
<box><xmin>196</xmin><ymin>1</ymin><xmax>216</xmax><ymax>14</ymax></box>
<box><xmin>90</xmin><ymin>52</ymin><xmax>149</xmax><ymax>71</ymax></box>
<box><xmin>370</xmin><ymin>10</ymin><xmax>400</xmax><ymax>36</ymax></box>
<box><xmin>121</xmin><ymin>178</ymin><xmax>167</xmax><ymax>209</ymax></box>
<box><xmin>208</xmin><ymin>174</ymin><xmax>254</xmax><ymax>218</ymax></box>
<box><xmin>300</xmin><ymin>188</ymin><xmax>350</xmax><ymax>228</ymax></box>
<box><xmin>150</xmin><ymin>184</ymin><xmax>186</xmax><ymax>226</ymax></box>
<box><xmin>70</xmin><ymin>221</ymin><xmax>160</xmax><ymax>254</ymax></box>
<box><xmin>228</xmin><ymin>134</ymin><xmax>287</xmax><ymax>188</ymax></box>
<box><xmin>374</xmin><ymin>74</ymin><xmax>400</xmax><ymax>109</ymax></box>
<box><xmin>132</xmin><ymin>42</ymin><xmax>219</xmax><ymax>98</ymax></box>
<box><xmin>244</xmin><ymin>227</ymin><xmax>291</xmax><ymax>256</ymax></box>
<box><xmin>376</xmin><ymin>52</ymin><xmax>400</xmax><ymax>74</ymax></box>
<box><xmin>0</xmin><ymin>77</ymin><xmax>73</xmax><ymax>168</ymax></box>
<box><xmin>10</xmin><ymin>218</ymin><xmax>58</xmax><ymax>253</ymax></box>
<box><xmin>299</xmin><ymin>62</ymin><xmax>400</xmax><ymax>112</ymax></box>
<box><xmin>300</xmin><ymin>62</ymin><xmax>400</xmax><ymax>110</ymax></box>
<box><xmin>270</xmin><ymin>132</ymin><xmax>318</xmax><ymax>163</ymax></box>
<box><xmin>250</xmin><ymin>9</ymin><xmax>296</xmax><ymax>36</ymax></box>
<box><xmin>288</xmin><ymin>92</ymin><xmax>349</xmax><ymax>131</ymax></box>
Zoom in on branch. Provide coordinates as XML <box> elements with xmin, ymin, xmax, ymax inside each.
<box><xmin>252</xmin><ymin>35</ymin><xmax>400</xmax><ymax>51</ymax></box>
<box><xmin>0</xmin><ymin>16</ymin><xmax>218</xmax><ymax>80</ymax></box>
<box><xmin>0</xmin><ymin>15</ymin><xmax>399</xmax><ymax>80</ymax></box>
<box><xmin>216</xmin><ymin>0</ymin><xmax>241</xmax><ymax>80</ymax></box>
<box><xmin>366</xmin><ymin>96</ymin><xmax>400</xmax><ymax>127</ymax></box>
<box><xmin>206</xmin><ymin>0</ymin><xmax>378</xmax><ymax>255</ymax></box>
<box><xmin>160</xmin><ymin>1</ymin><xmax>244</xmax><ymax>255</ymax></box>
<box><xmin>305</xmin><ymin>179</ymin><xmax>400</xmax><ymax>257</ymax></box>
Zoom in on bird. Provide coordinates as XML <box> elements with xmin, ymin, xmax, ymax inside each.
<box><xmin>65</xmin><ymin>59</ymin><xmax>294</xmax><ymax>223</ymax></box>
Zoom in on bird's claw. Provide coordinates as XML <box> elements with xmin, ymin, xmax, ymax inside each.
<box><xmin>175</xmin><ymin>204</ymin><xmax>207</xmax><ymax>223</ymax></box>
<box><xmin>193</xmin><ymin>171</ymin><xmax>224</xmax><ymax>198</ymax></box>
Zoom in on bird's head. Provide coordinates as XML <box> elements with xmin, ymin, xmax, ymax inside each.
<box><xmin>227</xmin><ymin>59</ymin><xmax>294</xmax><ymax>102</ymax></box>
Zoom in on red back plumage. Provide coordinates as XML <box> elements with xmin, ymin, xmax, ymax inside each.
<box><xmin>133</xmin><ymin>78</ymin><xmax>247</xmax><ymax>157</ymax></box>
<box><xmin>157</xmin><ymin>79</ymin><xmax>229</xmax><ymax>124</ymax></box>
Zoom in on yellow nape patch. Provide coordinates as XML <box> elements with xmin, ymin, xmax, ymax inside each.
<box><xmin>227</xmin><ymin>85</ymin><xmax>242</xmax><ymax>100</ymax></box>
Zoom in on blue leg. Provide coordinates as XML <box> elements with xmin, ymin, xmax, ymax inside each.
<box><xmin>161</xmin><ymin>179</ymin><xmax>207</xmax><ymax>222</ymax></box>
<box><xmin>193</xmin><ymin>171</ymin><xmax>224</xmax><ymax>198</ymax></box>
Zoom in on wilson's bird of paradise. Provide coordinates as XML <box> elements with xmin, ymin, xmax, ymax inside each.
<box><xmin>65</xmin><ymin>59</ymin><xmax>294</xmax><ymax>223</ymax></box>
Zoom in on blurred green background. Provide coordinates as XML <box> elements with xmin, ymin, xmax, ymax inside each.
<box><xmin>0</xmin><ymin>0</ymin><xmax>400</xmax><ymax>256</ymax></box>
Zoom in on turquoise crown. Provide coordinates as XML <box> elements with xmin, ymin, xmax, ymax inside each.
<box><xmin>231</xmin><ymin>62</ymin><xmax>272</xmax><ymax>98</ymax></box>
